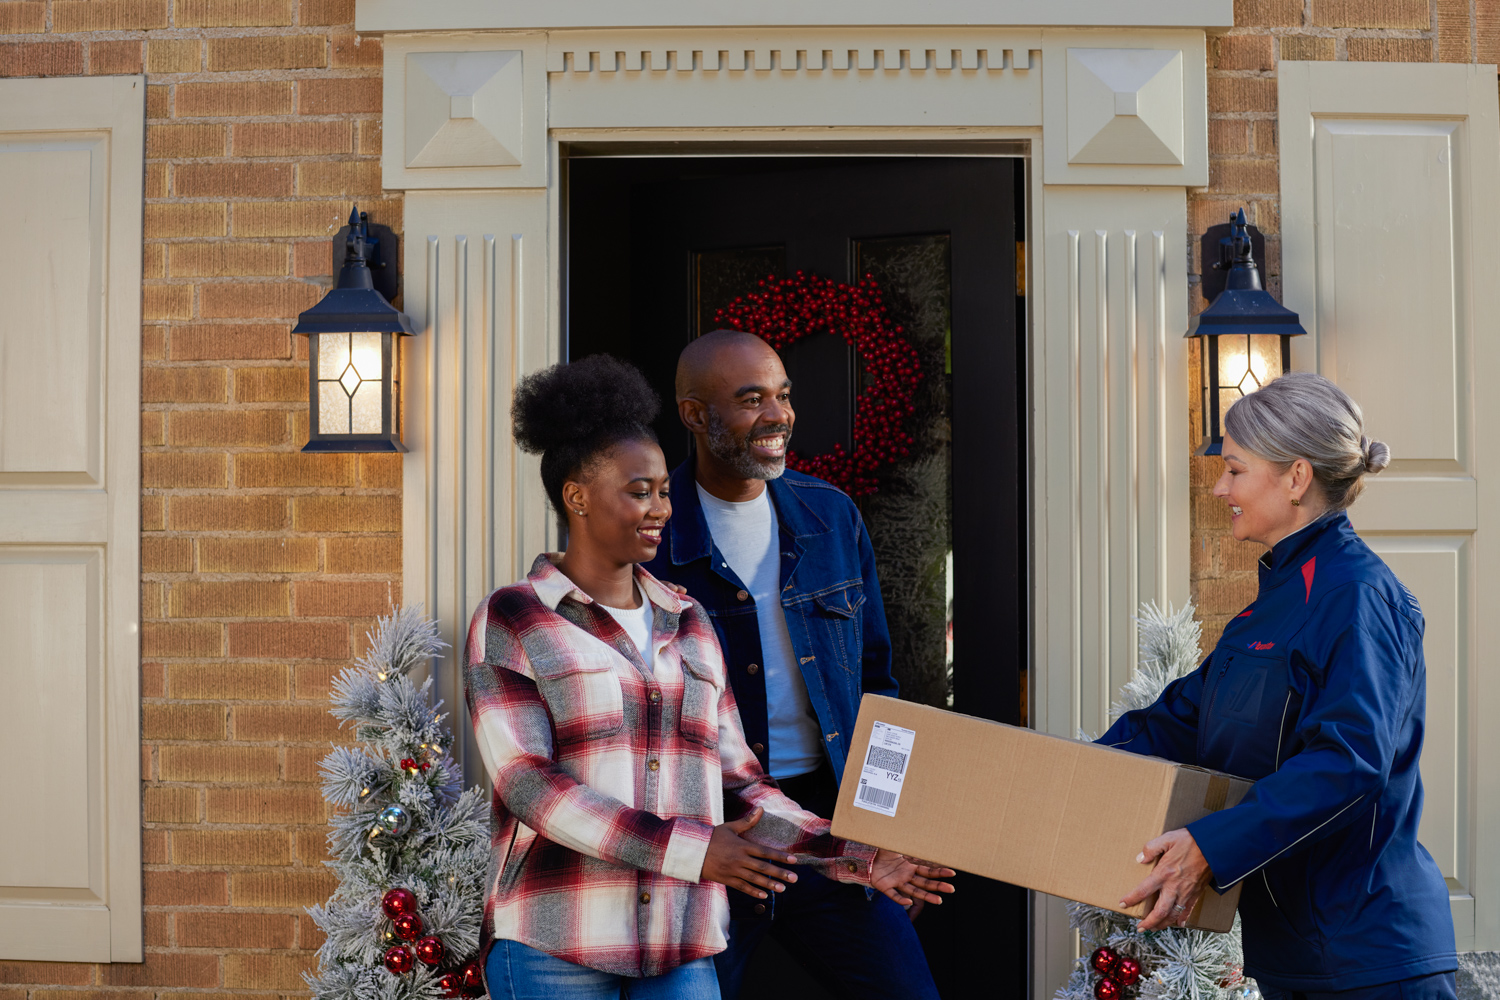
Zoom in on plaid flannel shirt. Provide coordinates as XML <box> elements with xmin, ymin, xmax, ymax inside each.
<box><xmin>464</xmin><ymin>554</ymin><xmax>877</xmax><ymax>978</ymax></box>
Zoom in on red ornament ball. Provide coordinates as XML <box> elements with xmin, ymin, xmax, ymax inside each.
<box><xmin>460</xmin><ymin>959</ymin><xmax>485</xmax><ymax>996</ymax></box>
<box><xmin>381</xmin><ymin>887</ymin><xmax>417</xmax><ymax>919</ymax></box>
<box><xmin>1115</xmin><ymin>957</ymin><xmax>1141</xmax><ymax>987</ymax></box>
<box><xmin>383</xmin><ymin>944</ymin><xmax>414</xmax><ymax>975</ymax></box>
<box><xmin>436</xmin><ymin>973</ymin><xmax>464</xmax><ymax>999</ymax></box>
<box><xmin>415</xmin><ymin>935</ymin><xmax>445</xmax><ymax>966</ymax></box>
<box><xmin>393</xmin><ymin>912</ymin><xmax>423</xmax><ymax>941</ymax></box>
<box><xmin>1090</xmin><ymin>947</ymin><xmax>1120</xmax><ymax>976</ymax></box>
<box><xmin>400</xmin><ymin>757</ymin><xmax>418</xmax><ymax>772</ymax></box>
<box><xmin>1093</xmin><ymin>977</ymin><xmax>1121</xmax><ymax>1000</ymax></box>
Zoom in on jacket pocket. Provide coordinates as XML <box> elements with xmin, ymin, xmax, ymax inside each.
<box><xmin>529</xmin><ymin>653</ymin><xmax>625</xmax><ymax>745</ymax></box>
<box><xmin>678</xmin><ymin>653</ymin><xmax>721</xmax><ymax>748</ymax></box>
<box><xmin>814</xmin><ymin>583</ymin><xmax>865</xmax><ymax>619</ymax></box>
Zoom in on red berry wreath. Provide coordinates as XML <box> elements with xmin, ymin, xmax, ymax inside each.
<box><xmin>713</xmin><ymin>270</ymin><xmax>923</xmax><ymax>497</ymax></box>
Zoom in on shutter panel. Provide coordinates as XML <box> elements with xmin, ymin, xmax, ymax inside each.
<box><xmin>0</xmin><ymin>76</ymin><xmax>144</xmax><ymax>962</ymax></box>
<box><xmin>1279</xmin><ymin>60</ymin><xmax>1500</xmax><ymax>953</ymax></box>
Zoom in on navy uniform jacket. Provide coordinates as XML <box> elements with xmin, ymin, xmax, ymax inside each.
<box><xmin>1099</xmin><ymin>513</ymin><xmax>1455</xmax><ymax>992</ymax></box>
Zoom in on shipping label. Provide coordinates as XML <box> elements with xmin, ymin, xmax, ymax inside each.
<box><xmin>853</xmin><ymin>720</ymin><xmax>916</xmax><ymax>817</ymax></box>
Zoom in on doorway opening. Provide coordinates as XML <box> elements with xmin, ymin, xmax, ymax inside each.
<box><xmin>565</xmin><ymin>153</ymin><xmax>1030</xmax><ymax>1000</ymax></box>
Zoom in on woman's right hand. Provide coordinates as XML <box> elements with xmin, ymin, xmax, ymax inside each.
<box><xmin>701</xmin><ymin>807</ymin><xmax>800</xmax><ymax>899</ymax></box>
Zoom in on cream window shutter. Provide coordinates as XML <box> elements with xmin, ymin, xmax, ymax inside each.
<box><xmin>0</xmin><ymin>76</ymin><xmax>144</xmax><ymax>962</ymax></box>
<box><xmin>1280</xmin><ymin>60</ymin><xmax>1500</xmax><ymax>953</ymax></box>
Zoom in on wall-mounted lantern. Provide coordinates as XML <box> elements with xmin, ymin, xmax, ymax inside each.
<box><xmin>293</xmin><ymin>206</ymin><xmax>415</xmax><ymax>453</ymax></box>
<box><xmin>1186</xmin><ymin>209</ymin><xmax>1307</xmax><ymax>455</ymax></box>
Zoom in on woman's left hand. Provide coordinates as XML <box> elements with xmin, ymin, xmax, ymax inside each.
<box><xmin>1121</xmin><ymin>828</ymin><xmax>1213</xmax><ymax>930</ymax></box>
<box><xmin>871</xmin><ymin>850</ymin><xmax>957</xmax><ymax>907</ymax></box>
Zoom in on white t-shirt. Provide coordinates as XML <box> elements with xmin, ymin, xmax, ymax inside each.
<box><xmin>600</xmin><ymin>584</ymin><xmax>654</xmax><ymax>673</ymax></box>
<box><xmin>696</xmin><ymin>483</ymin><xmax>824</xmax><ymax>779</ymax></box>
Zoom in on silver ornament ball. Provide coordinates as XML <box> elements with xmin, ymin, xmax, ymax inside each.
<box><xmin>376</xmin><ymin>804</ymin><xmax>412</xmax><ymax>836</ymax></box>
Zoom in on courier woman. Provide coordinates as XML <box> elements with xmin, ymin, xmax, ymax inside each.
<box><xmin>1099</xmin><ymin>372</ymin><xmax>1457</xmax><ymax>1000</ymax></box>
<box><xmin>463</xmin><ymin>355</ymin><xmax>952</xmax><ymax>1000</ymax></box>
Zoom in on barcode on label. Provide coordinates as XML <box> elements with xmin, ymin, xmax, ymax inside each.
<box><xmin>858</xmin><ymin>783</ymin><xmax>899</xmax><ymax>809</ymax></box>
<box><xmin>864</xmin><ymin>745</ymin><xmax>908</xmax><ymax>774</ymax></box>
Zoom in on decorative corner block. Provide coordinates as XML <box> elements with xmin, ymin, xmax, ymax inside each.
<box><xmin>1066</xmin><ymin>48</ymin><xmax>1184</xmax><ymax>166</ymax></box>
<box><xmin>405</xmin><ymin>50</ymin><xmax>524</xmax><ymax>169</ymax></box>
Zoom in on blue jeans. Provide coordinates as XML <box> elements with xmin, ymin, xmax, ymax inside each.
<box><xmin>485</xmin><ymin>939</ymin><xmax>720</xmax><ymax>1000</ymax></box>
<box><xmin>713</xmin><ymin>766</ymin><xmax>940</xmax><ymax>1000</ymax></box>
<box><xmin>1258</xmin><ymin>971</ymin><xmax>1457</xmax><ymax>1000</ymax></box>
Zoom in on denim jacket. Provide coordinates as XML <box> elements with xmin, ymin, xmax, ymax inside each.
<box><xmin>642</xmin><ymin>459</ymin><xmax>897</xmax><ymax>786</ymax></box>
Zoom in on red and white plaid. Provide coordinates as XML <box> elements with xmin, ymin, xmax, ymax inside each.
<box><xmin>464</xmin><ymin>554</ymin><xmax>877</xmax><ymax>978</ymax></box>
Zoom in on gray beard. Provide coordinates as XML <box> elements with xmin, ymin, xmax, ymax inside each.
<box><xmin>705</xmin><ymin>406</ymin><xmax>788</xmax><ymax>481</ymax></box>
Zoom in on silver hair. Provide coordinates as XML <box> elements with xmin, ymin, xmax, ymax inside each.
<box><xmin>1222</xmin><ymin>370</ymin><xmax>1391</xmax><ymax>512</ymax></box>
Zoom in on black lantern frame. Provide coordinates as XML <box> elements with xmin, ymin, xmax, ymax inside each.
<box><xmin>1186</xmin><ymin>209</ymin><xmax>1307</xmax><ymax>455</ymax></box>
<box><xmin>293</xmin><ymin>207</ymin><xmax>415</xmax><ymax>453</ymax></box>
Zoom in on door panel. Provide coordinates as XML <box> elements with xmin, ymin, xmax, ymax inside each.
<box><xmin>0</xmin><ymin>76</ymin><xmax>143</xmax><ymax>962</ymax></box>
<box><xmin>1280</xmin><ymin>61</ymin><xmax>1500</xmax><ymax>951</ymax></box>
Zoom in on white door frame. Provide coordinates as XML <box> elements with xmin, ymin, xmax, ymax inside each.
<box><xmin>360</xmin><ymin>7</ymin><xmax>1225</xmax><ymax>992</ymax></box>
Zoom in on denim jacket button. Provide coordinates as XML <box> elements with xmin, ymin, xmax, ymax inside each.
<box><xmin>736</xmin><ymin>589</ymin><xmax>749</xmax><ymax>602</ymax></box>
<box><xmin>746</xmin><ymin>663</ymin><xmax>760</xmax><ymax>675</ymax></box>
<box><xmin>752</xmin><ymin>742</ymin><xmax>765</xmax><ymax>755</ymax></box>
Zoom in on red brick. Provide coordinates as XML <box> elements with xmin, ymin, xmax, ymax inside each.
<box><xmin>234</xmin><ymin>702</ymin><xmax>350</xmax><ymax>742</ymax></box>
<box><xmin>1347</xmin><ymin>37</ymin><xmax>1434</xmax><ymax>61</ymax></box>
<box><xmin>227</xmin><ymin>622</ymin><xmax>349</xmax><ymax>660</ymax></box>
<box><xmin>284</xmin><ymin>745</ymin><xmax>326</xmax><ymax>782</ymax></box>
<box><xmin>297</xmin><ymin>159</ymin><xmax>382</xmax><ymax>196</ymax></box>
<box><xmin>170</xmin><ymin>323</ymin><xmax>291</xmax><ymax>361</ymax></box>
<box><xmin>234</xmin><ymin>366</ymin><xmax>308</xmax><ymax>403</ymax></box>
<box><xmin>144</xmin><ymin>911</ymin><xmax>171</xmax><ymax>947</ymax></box>
<box><xmin>1207</xmin><ymin>76</ymin><xmax>1277</xmax><ymax>113</ymax></box>
<box><xmin>200</xmin><ymin>281</ymin><xmax>323</xmax><ymax>319</ymax></box>
<box><xmin>168</xmin><ymin>409</ymin><xmax>290</xmax><ymax>447</ymax></box>
<box><xmin>169</xmin><ymin>661</ymin><xmax>290</xmax><ymax>700</ymax></box>
<box><xmin>292</xmin><ymin>495</ymin><xmax>400</xmax><ymax>532</ymax></box>
<box><xmin>142</xmin><ymin>661</ymin><xmax>167</xmax><ymax>699</ymax></box>
<box><xmin>143</xmin><ymin>536</ymin><xmax>194</xmax><ymax>573</ymax></box>
<box><xmin>234</xmin><ymin>199</ymin><xmax>350</xmax><ymax>238</ymax></box>
<box><xmin>294</xmin><ymin>240</ymin><xmax>331</xmax><ymax>277</ymax></box>
<box><xmin>170</xmin><ymin>242</ymin><xmax>289</xmax><ymax>278</ymax></box>
<box><xmin>176</xmin><ymin>162</ymin><xmax>294</xmax><ymax>200</ymax></box>
<box><xmin>142</xmin><ymin>621</ymin><xmax>224</xmax><ymax>658</ymax></box>
<box><xmin>142</xmin><ymin>869</ymin><xmax>228</xmax><ymax>907</ymax></box>
<box><xmin>207</xmin><ymin>34</ymin><xmax>326</xmax><ymax>71</ymax></box>
<box><xmin>0</xmin><ymin>4</ymin><xmax>46</xmax><ymax>33</ymax></box>
<box><xmin>326</xmin><ymin>537</ymin><xmax>401</xmax><ymax>574</ymax></box>
<box><xmin>1209</xmin><ymin>158</ymin><xmax>1280</xmax><ymax>194</ymax></box>
<box><xmin>180</xmin><ymin>912</ymin><xmax>297</xmax><ymax>950</ymax></box>
<box><xmin>300</xmin><ymin>912</ymin><xmax>328</xmax><ymax>950</ymax></box>
<box><xmin>1209</xmin><ymin>119</ymin><xmax>1249</xmax><ymax>155</ymax></box>
<box><xmin>169</xmin><ymin>580</ymin><xmax>290</xmax><ymax>618</ymax></box>
<box><xmin>143</xmin><ymin>702</ymin><xmax>227</xmax><ymax>740</ymax></box>
<box><xmin>143</xmin><ymin>325</ymin><xmax>167</xmax><ymax>362</ymax></box>
<box><xmin>146</xmin><ymin>83</ymin><xmax>169</xmax><ymax>118</ymax></box>
<box><xmin>89</xmin><ymin>40</ymin><xmax>144</xmax><ymax>75</ymax></box>
<box><xmin>293</xmin><ymin>662</ymin><xmax>338</xmax><ymax>700</ymax></box>
<box><xmin>1213</xmin><ymin>34</ymin><xmax>1274</xmax><ymax>69</ymax></box>
<box><xmin>233</xmin><ymin>120</ymin><xmax>352</xmax><ymax>156</ymax></box>
<box><xmin>177</xmin><ymin>80</ymin><xmax>294</xmax><ymax>117</ymax></box>
<box><xmin>296</xmin><ymin>829</ymin><xmax>332</xmax><ymax>864</ymax></box>
<box><xmin>142</xmin><ymin>410</ymin><xmax>166</xmax><ymax>446</ymax></box>
<box><xmin>358</xmin><ymin>119</ymin><xmax>382</xmax><ymax>156</ymax></box>
<box><xmin>176</xmin><ymin>0</ymin><xmax>293</xmax><ymax>27</ymax></box>
<box><xmin>198</xmin><ymin>536</ymin><xmax>319</xmax><ymax>573</ymax></box>
<box><xmin>168</xmin><ymin>495</ymin><xmax>287</xmax><ymax>531</ymax></box>
<box><xmin>143</xmin><ymin>367</ymin><xmax>229</xmax><ymax>403</ymax></box>
<box><xmin>148</xmin><ymin>123</ymin><xmax>228</xmax><ymax>159</ymax></box>
<box><xmin>207</xmin><ymin>786</ymin><xmax>327</xmax><ymax>824</ymax></box>
<box><xmin>300</xmin><ymin>0</ymin><xmax>354</xmax><ymax>24</ymax></box>
<box><xmin>230</xmin><ymin>870</ymin><xmax>338</xmax><ymax>907</ymax></box>
<box><xmin>298</xmin><ymin>77</ymin><xmax>382</xmax><ymax>114</ymax></box>
<box><xmin>1312</xmin><ymin>0</ymin><xmax>1429</xmax><ymax>26</ymax></box>
<box><xmin>331</xmin><ymin>33</ymin><xmax>381</xmax><ymax>67</ymax></box>
<box><xmin>172</xmin><ymin>829</ymin><xmax>292</xmax><ymax>866</ymax></box>
<box><xmin>53</xmin><ymin>0</ymin><xmax>169</xmax><ymax>30</ymax></box>
<box><xmin>147</xmin><ymin>38</ymin><xmax>201</xmax><ymax>73</ymax></box>
<box><xmin>359</xmin><ymin>452</ymin><xmax>402</xmax><ymax>489</ymax></box>
<box><xmin>161</xmin><ymin>744</ymin><xmax>280</xmax><ymax>782</ymax></box>
<box><xmin>224</xmin><ymin>954</ymin><xmax>316</xmax><ymax>991</ymax></box>
<box><xmin>236</xmin><ymin>452</ymin><xmax>356</xmax><ymax>487</ymax></box>
<box><xmin>1279</xmin><ymin>35</ymin><xmax>1338</xmax><ymax>60</ymax></box>
<box><xmin>0</xmin><ymin>964</ymin><xmax>92</xmax><ymax>987</ymax></box>
<box><xmin>295</xmin><ymin>580</ymin><xmax>395</xmax><ymax>617</ymax></box>
<box><xmin>143</xmin><ymin>285</ymin><xmax>193</xmax><ymax>321</ymax></box>
<box><xmin>143</xmin><ymin>453</ymin><xmax>229</xmax><ymax>489</ymax></box>
<box><xmin>142</xmin><ymin>828</ymin><xmax>169</xmax><ymax>864</ymax></box>
<box><xmin>142</xmin><ymin>581</ymin><xmax>164</xmax><ymax>619</ymax></box>
<box><xmin>143</xmin><ymin>785</ymin><xmax>201</xmax><ymax>823</ymax></box>
<box><xmin>0</xmin><ymin>41</ymin><xmax>82</xmax><ymax>77</ymax></box>
<box><xmin>1234</xmin><ymin>0</ymin><xmax>1303</xmax><ymax>24</ymax></box>
<box><xmin>143</xmin><ymin>496</ymin><xmax>166</xmax><ymax>531</ymax></box>
<box><xmin>100</xmin><ymin>953</ymin><xmax>220</xmax><ymax>988</ymax></box>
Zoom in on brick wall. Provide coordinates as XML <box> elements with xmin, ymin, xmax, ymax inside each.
<box><xmin>1187</xmin><ymin>0</ymin><xmax>1500</xmax><ymax>651</ymax></box>
<box><xmin>0</xmin><ymin>0</ymin><xmax>397</xmax><ymax>993</ymax></box>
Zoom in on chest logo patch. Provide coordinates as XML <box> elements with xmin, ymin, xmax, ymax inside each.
<box><xmin>1246</xmin><ymin>641</ymin><xmax>1276</xmax><ymax>651</ymax></box>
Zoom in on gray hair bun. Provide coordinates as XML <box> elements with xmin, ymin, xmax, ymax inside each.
<box><xmin>1362</xmin><ymin>436</ymin><xmax>1391</xmax><ymax>474</ymax></box>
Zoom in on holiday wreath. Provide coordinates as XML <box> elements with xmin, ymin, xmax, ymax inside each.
<box><xmin>713</xmin><ymin>270</ymin><xmax>924</xmax><ymax>497</ymax></box>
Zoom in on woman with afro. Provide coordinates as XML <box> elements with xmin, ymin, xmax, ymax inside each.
<box><xmin>462</xmin><ymin>354</ymin><xmax>953</xmax><ymax>1000</ymax></box>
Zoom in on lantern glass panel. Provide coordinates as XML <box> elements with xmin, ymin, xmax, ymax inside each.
<box><xmin>1249</xmin><ymin>333</ymin><xmax>1284</xmax><ymax>388</ymax></box>
<box><xmin>351</xmin><ymin>332</ymin><xmax>382</xmax><ymax>381</ymax></box>
<box><xmin>351</xmin><ymin>378</ymin><xmax>383</xmax><ymax>434</ymax></box>
<box><xmin>1219</xmin><ymin>384</ymin><xmax>1243</xmax><ymax>429</ymax></box>
<box><xmin>319</xmin><ymin>332</ymin><xmax>350</xmax><ymax>381</ymax></box>
<box><xmin>320</xmin><ymin>380</ymin><xmax>350</xmax><ymax>434</ymax></box>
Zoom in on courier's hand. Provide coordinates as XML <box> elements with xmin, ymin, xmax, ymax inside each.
<box><xmin>871</xmin><ymin>850</ymin><xmax>956</xmax><ymax>907</ymax></box>
<box><xmin>701</xmin><ymin>808</ymin><xmax>800</xmax><ymax>899</ymax></box>
<box><xmin>1122</xmin><ymin>827</ymin><xmax>1213</xmax><ymax>930</ymax></box>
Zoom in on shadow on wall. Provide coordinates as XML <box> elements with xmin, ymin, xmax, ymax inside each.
<box><xmin>1458</xmin><ymin>952</ymin><xmax>1500</xmax><ymax>1000</ymax></box>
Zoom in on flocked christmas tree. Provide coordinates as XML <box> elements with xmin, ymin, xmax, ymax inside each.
<box><xmin>305</xmin><ymin>607</ymin><xmax>493</xmax><ymax>1000</ymax></box>
<box><xmin>1055</xmin><ymin>602</ymin><xmax>1262</xmax><ymax>1000</ymax></box>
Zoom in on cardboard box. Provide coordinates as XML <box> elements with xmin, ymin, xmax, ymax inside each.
<box><xmin>830</xmin><ymin>695</ymin><xmax>1253</xmax><ymax>932</ymax></box>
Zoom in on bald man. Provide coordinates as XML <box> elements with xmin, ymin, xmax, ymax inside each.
<box><xmin>642</xmin><ymin>330</ymin><xmax>940</xmax><ymax>1000</ymax></box>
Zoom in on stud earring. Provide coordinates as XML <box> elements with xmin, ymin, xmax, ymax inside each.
<box><xmin>1291</xmin><ymin>497</ymin><xmax>1301</xmax><ymax>507</ymax></box>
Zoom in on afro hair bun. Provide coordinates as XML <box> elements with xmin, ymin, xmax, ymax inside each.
<box><xmin>511</xmin><ymin>354</ymin><xmax>660</xmax><ymax>457</ymax></box>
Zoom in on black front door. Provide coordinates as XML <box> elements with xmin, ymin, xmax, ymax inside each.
<box><xmin>568</xmin><ymin>156</ymin><xmax>1028</xmax><ymax>1000</ymax></box>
